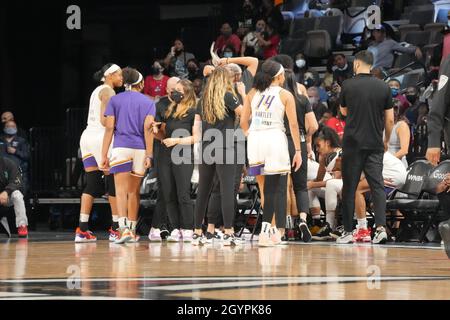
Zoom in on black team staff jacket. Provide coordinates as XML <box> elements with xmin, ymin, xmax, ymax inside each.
<box><xmin>0</xmin><ymin>157</ymin><xmax>23</xmax><ymax>195</ymax></box>
<box><xmin>428</xmin><ymin>55</ymin><xmax>450</xmax><ymax>149</ymax></box>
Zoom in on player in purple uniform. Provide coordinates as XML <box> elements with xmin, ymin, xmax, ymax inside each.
<box><xmin>101</xmin><ymin>67</ymin><xmax>156</xmax><ymax>244</ymax></box>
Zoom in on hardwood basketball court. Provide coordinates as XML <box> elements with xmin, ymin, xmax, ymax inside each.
<box><xmin>0</xmin><ymin>233</ymin><xmax>449</xmax><ymax>300</ymax></box>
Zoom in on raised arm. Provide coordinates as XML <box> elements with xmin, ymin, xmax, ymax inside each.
<box><xmin>219</xmin><ymin>56</ymin><xmax>259</xmax><ymax>77</ymax></box>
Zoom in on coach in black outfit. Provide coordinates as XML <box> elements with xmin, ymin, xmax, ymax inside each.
<box><xmin>338</xmin><ymin>50</ymin><xmax>394</xmax><ymax>244</ymax></box>
<box><xmin>426</xmin><ymin>54</ymin><xmax>450</xmax><ymax>259</ymax></box>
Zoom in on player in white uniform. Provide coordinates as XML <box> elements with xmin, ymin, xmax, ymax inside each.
<box><xmin>241</xmin><ymin>60</ymin><xmax>302</xmax><ymax>247</ymax></box>
<box><xmin>75</xmin><ymin>63</ymin><xmax>123</xmax><ymax>243</ymax></box>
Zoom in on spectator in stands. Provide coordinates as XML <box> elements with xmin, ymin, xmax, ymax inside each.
<box><xmin>237</xmin><ymin>0</ymin><xmax>258</xmax><ymax>39</ymax></box>
<box><xmin>186</xmin><ymin>59</ymin><xmax>203</xmax><ymax>82</ymax></box>
<box><xmin>371</xmin><ymin>67</ymin><xmax>385</xmax><ymax>80</ymax></box>
<box><xmin>307</xmin><ymin>87</ymin><xmax>328</xmax><ymax>122</ymax></box>
<box><xmin>368</xmin><ymin>24</ymin><xmax>422</xmax><ymax>70</ymax></box>
<box><xmin>258</xmin><ymin>0</ymin><xmax>284</xmax><ymax>35</ymax></box>
<box><xmin>388</xmin><ymin>79</ymin><xmax>410</xmax><ymax>113</ymax></box>
<box><xmin>358</xmin><ymin>26</ymin><xmax>374</xmax><ymax>51</ymax></box>
<box><xmin>254</xmin><ymin>22</ymin><xmax>280</xmax><ymax>60</ymax></box>
<box><xmin>144</xmin><ymin>60</ymin><xmax>169</xmax><ymax>102</ymax></box>
<box><xmin>0</xmin><ymin>157</ymin><xmax>28</xmax><ymax>237</ymax></box>
<box><xmin>269</xmin><ymin>54</ymin><xmax>309</xmax><ymax>97</ymax></box>
<box><xmin>325</xmin><ymin>110</ymin><xmax>346</xmax><ymax>141</ymax></box>
<box><xmin>0</xmin><ymin>111</ymin><xmax>27</xmax><ymax>139</ymax></box>
<box><xmin>192</xmin><ymin>78</ymin><xmax>203</xmax><ymax>99</ymax></box>
<box><xmin>241</xmin><ymin>19</ymin><xmax>266</xmax><ymax>58</ymax></box>
<box><xmin>214</xmin><ymin>22</ymin><xmax>242</xmax><ymax>57</ymax></box>
<box><xmin>294</xmin><ymin>53</ymin><xmax>308</xmax><ymax>85</ymax></box>
<box><xmin>222</xmin><ymin>45</ymin><xmax>237</xmax><ymax>59</ymax></box>
<box><xmin>164</xmin><ymin>38</ymin><xmax>195</xmax><ymax>79</ymax></box>
<box><xmin>0</xmin><ymin>120</ymin><xmax>30</xmax><ymax>192</ymax></box>
<box><xmin>388</xmin><ymin>103</ymin><xmax>411</xmax><ymax>168</ymax></box>
<box><xmin>404</xmin><ymin>86</ymin><xmax>426</xmax><ymax>126</ymax></box>
<box><xmin>332</xmin><ymin>54</ymin><xmax>353</xmax><ymax>85</ymax></box>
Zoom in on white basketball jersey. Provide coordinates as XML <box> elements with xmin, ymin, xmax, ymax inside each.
<box><xmin>249</xmin><ymin>86</ymin><xmax>286</xmax><ymax>132</ymax></box>
<box><xmin>86</xmin><ymin>84</ymin><xmax>110</xmax><ymax>130</ymax></box>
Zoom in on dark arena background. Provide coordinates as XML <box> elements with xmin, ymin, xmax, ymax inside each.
<box><xmin>1</xmin><ymin>0</ymin><xmax>450</xmax><ymax>306</ymax></box>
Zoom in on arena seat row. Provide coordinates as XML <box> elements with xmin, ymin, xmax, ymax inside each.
<box><xmin>386</xmin><ymin>160</ymin><xmax>450</xmax><ymax>242</ymax></box>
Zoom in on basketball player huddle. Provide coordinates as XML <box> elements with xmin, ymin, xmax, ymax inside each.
<box><xmin>75</xmin><ymin>53</ymin><xmax>314</xmax><ymax>247</ymax></box>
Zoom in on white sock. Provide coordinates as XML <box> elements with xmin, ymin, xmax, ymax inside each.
<box><xmin>261</xmin><ymin>222</ymin><xmax>271</xmax><ymax>234</ymax></box>
<box><xmin>112</xmin><ymin>215</ymin><xmax>119</xmax><ymax>222</ymax></box>
<box><xmin>326</xmin><ymin>211</ymin><xmax>336</xmax><ymax>230</ymax></box>
<box><xmin>300</xmin><ymin>212</ymin><xmax>308</xmax><ymax>221</ymax></box>
<box><xmin>118</xmin><ymin>217</ymin><xmax>127</xmax><ymax>229</ymax></box>
<box><xmin>358</xmin><ymin>218</ymin><xmax>367</xmax><ymax>229</ymax></box>
<box><xmin>286</xmin><ymin>215</ymin><xmax>292</xmax><ymax>229</ymax></box>
<box><xmin>79</xmin><ymin>214</ymin><xmax>89</xmax><ymax>223</ymax></box>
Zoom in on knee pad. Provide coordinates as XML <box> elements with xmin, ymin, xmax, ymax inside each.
<box><xmin>83</xmin><ymin>171</ymin><xmax>104</xmax><ymax>198</ymax></box>
<box><xmin>106</xmin><ymin>174</ymin><xmax>116</xmax><ymax>197</ymax></box>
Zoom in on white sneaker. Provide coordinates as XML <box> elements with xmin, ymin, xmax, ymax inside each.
<box><xmin>182</xmin><ymin>229</ymin><xmax>194</xmax><ymax>242</ymax></box>
<box><xmin>215</xmin><ymin>228</ymin><xmax>224</xmax><ymax>240</ymax></box>
<box><xmin>269</xmin><ymin>227</ymin><xmax>283</xmax><ymax>245</ymax></box>
<box><xmin>258</xmin><ymin>232</ymin><xmax>274</xmax><ymax>247</ymax></box>
<box><xmin>128</xmin><ymin>229</ymin><xmax>140</xmax><ymax>243</ymax></box>
<box><xmin>167</xmin><ymin>229</ymin><xmax>182</xmax><ymax>242</ymax></box>
<box><xmin>148</xmin><ymin>228</ymin><xmax>162</xmax><ymax>242</ymax></box>
<box><xmin>336</xmin><ymin>231</ymin><xmax>354</xmax><ymax>244</ymax></box>
<box><xmin>372</xmin><ymin>227</ymin><xmax>388</xmax><ymax>244</ymax></box>
<box><xmin>191</xmin><ymin>233</ymin><xmax>203</xmax><ymax>246</ymax></box>
<box><xmin>114</xmin><ymin>228</ymin><xmax>132</xmax><ymax>244</ymax></box>
<box><xmin>223</xmin><ymin>234</ymin><xmax>242</xmax><ymax>246</ymax></box>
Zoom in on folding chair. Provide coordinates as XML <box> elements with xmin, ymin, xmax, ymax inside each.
<box><xmin>236</xmin><ymin>176</ymin><xmax>262</xmax><ymax>241</ymax></box>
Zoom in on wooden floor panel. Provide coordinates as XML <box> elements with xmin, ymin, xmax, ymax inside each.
<box><xmin>0</xmin><ymin>239</ymin><xmax>449</xmax><ymax>299</ymax></box>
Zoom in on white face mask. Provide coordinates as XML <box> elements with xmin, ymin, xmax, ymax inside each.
<box><xmin>308</xmin><ymin>97</ymin><xmax>318</xmax><ymax>105</ymax></box>
<box><xmin>296</xmin><ymin>59</ymin><xmax>306</xmax><ymax>69</ymax></box>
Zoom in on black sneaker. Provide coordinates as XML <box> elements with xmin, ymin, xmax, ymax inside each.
<box><xmin>439</xmin><ymin>219</ymin><xmax>450</xmax><ymax>259</ymax></box>
<box><xmin>298</xmin><ymin>219</ymin><xmax>312</xmax><ymax>243</ymax></box>
<box><xmin>330</xmin><ymin>225</ymin><xmax>345</xmax><ymax>240</ymax></box>
<box><xmin>204</xmin><ymin>232</ymin><xmax>220</xmax><ymax>244</ymax></box>
<box><xmin>223</xmin><ymin>234</ymin><xmax>241</xmax><ymax>246</ymax></box>
<box><xmin>311</xmin><ymin>223</ymin><xmax>332</xmax><ymax>241</ymax></box>
<box><xmin>159</xmin><ymin>225</ymin><xmax>170</xmax><ymax>240</ymax></box>
<box><xmin>372</xmin><ymin>227</ymin><xmax>388</xmax><ymax>244</ymax></box>
<box><xmin>191</xmin><ymin>233</ymin><xmax>204</xmax><ymax>246</ymax></box>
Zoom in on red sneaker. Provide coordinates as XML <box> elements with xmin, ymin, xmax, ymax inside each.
<box><xmin>108</xmin><ymin>228</ymin><xmax>120</xmax><ymax>242</ymax></box>
<box><xmin>18</xmin><ymin>225</ymin><xmax>28</xmax><ymax>238</ymax></box>
<box><xmin>353</xmin><ymin>227</ymin><xmax>372</xmax><ymax>243</ymax></box>
<box><xmin>75</xmin><ymin>227</ymin><xmax>97</xmax><ymax>243</ymax></box>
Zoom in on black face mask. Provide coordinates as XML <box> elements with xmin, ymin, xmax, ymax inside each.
<box><xmin>188</xmin><ymin>66</ymin><xmax>198</xmax><ymax>74</ymax></box>
<box><xmin>406</xmin><ymin>95</ymin><xmax>417</xmax><ymax>104</ymax></box>
<box><xmin>151</xmin><ymin>67</ymin><xmax>162</xmax><ymax>75</ymax></box>
<box><xmin>170</xmin><ymin>91</ymin><xmax>184</xmax><ymax>104</ymax></box>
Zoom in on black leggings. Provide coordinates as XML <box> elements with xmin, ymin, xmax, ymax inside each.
<box><xmin>263</xmin><ymin>174</ymin><xmax>288</xmax><ymax>228</ymax></box>
<box><xmin>195</xmin><ymin>163</ymin><xmax>236</xmax><ymax>229</ymax></box>
<box><xmin>207</xmin><ymin>163</ymin><xmax>244</xmax><ymax>226</ymax></box>
<box><xmin>288</xmin><ymin>138</ymin><xmax>309</xmax><ymax>214</ymax></box>
<box><xmin>152</xmin><ymin>145</ymin><xmax>168</xmax><ymax>228</ymax></box>
<box><xmin>159</xmin><ymin>150</ymin><xmax>194</xmax><ymax>230</ymax></box>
